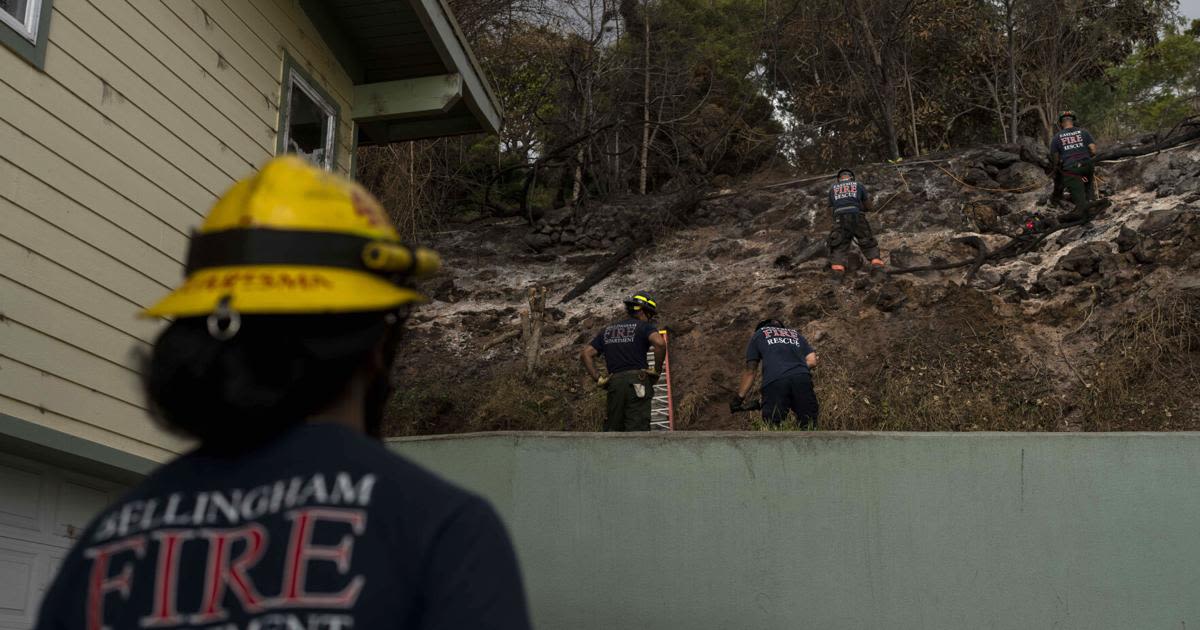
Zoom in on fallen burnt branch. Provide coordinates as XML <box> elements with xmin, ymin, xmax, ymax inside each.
<box><xmin>1096</xmin><ymin>120</ymin><xmax>1200</xmax><ymax>162</ymax></box>
<box><xmin>559</xmin><ymin>191</ymin><xmax>703</xmax><ymax>304</ymax></box>
<box><xmin>559</xmin><ymin>236</ymin><xmax>646</xmax><ymax>304</ymax></box>
<box><xmin>888</xmin><ymin>214</ymin><xmax>1095</xmax><ymax>277</ymax></box>
<box><xmin>956</xmin><ymin>236</ymin><xmax>990</xmax><ymax>281</ymax></box>
<box><xmin>885</xmin><ymin>258</ymin><xmax>975</xmax><ymax>275</ymax></box>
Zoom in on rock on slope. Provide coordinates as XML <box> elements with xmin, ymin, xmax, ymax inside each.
<box><xmin>385</xmin><ymin>142</ymin><xmax>1200</xmax><ymax>435</ymax></box>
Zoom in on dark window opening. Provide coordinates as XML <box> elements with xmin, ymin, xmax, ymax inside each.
<box><xmin>1</xmin><ymin>0</ymin><xmax>38</xmax><ymax>42</ymax></box>
<box><xmin>282</xmin><ymin>71</ymin><xmax>335</xmax><ymax>170</ymax></box>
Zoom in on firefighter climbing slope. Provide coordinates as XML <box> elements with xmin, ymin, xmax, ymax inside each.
<box><xmin>34</xmin><ymin>157</ymin><xmax>532</xmax><ymax>630</ymax></box>
<box><xmin>580</xmin><ymin>292</ymin><xmax>667</xmax><ymax>432</ymax></box>
<box><xmin>827</xmin><ymin>168</ymin><xmax>885</xmax><ymax>281</ymax></box>
<box><xmin>1049</xmin><ymin>110</ymin><xmax>1112</xmax><ymax>221</ymax></box>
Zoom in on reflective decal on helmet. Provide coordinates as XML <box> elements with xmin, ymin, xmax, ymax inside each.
<box><xmin>143</xmin><ymin>156</ymin><xmax>440</xmax><ymax>319</ymax></box>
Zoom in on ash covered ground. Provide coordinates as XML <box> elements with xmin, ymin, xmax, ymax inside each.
<box><xmin>385</xmin><ymin>140</ymin><xmax>1200</xmax><ymax>435</ymax></box>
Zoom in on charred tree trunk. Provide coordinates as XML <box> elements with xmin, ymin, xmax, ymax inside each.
<box><xmin>903</xmin><ymin>51</ymin><xmax>920</xmax><ymax>157</ymax></box>
<box><xmin>848</xmin><ymin>0</ymin><xmax>905</xmax><ymax>161</ymax></box>
<box><xmin>521</xmin><ymin>286</ymin><xmax>548</xmax><ymax>379</ymax></box>
<box><xmin>881</xmin><ymin>82</ymin><xmax>901</xmax><ymax>160</ymax></box>
<box><xmin>561</xmin><ymin>237</ymin><xmax>645</xmax><ymax>304</ymax></box>
<box><xmin>1095</xmin><ymin>122</ymin><xmax>1200</xmax><ymax>162</ymax></box>
<box><xmin>1006</xmin><ymin>0</ymin><xmax>1018</xmax><ymax>142</ymax></box>
<box><xmin>639</xmin><ymin>0</ymin><xmax>652</xmax><ymax>195</ymax></box>
<box><xmin>560</xmin><ymin>190</ymin><xmax>701</xmax><ymax>303</ymax></box>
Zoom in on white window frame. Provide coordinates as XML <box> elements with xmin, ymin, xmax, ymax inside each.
<box><xmin>281</xmin><ymin>67</ymin><xmax>338</xmax><ymax>171</ymax></box>
<box><xmin>0</xmin><ymin>0</ymin><xmax>42</xmax><ymax>44</ymax></box>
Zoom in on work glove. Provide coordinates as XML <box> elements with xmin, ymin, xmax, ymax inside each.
<box><xmin>596</xmin><ymin>375</ymin><xmax>610</xmax><ymax>388</ymax></box>
<box><xmin>641</xmin><ymin>368</ymin><xmax>660</xmax><ymax>383</ymax></box>
<box><xmin>729</xmin><ymin>395</ymin><xmax>746</xmax><ymax>413</ymax></box>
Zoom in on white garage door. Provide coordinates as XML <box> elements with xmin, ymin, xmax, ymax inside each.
<box><xmin>0</xmin><ymin>451</ymin><xmax>127</xmax><ymax>630</ymax></box>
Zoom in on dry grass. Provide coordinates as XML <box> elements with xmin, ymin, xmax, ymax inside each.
<box><xmin>812</xmin><ymin>355</ymin><xmax>1065</xmax><ymax>432</ymax></box>
<box><xmin>748</xmin><ymin>416</ymin><xmax>816</xmax><ymax>431</ymax></box>
<box><xmin>384</xmin><ymin>355</ymin><xmax>604</xmax><ymax>435</ymax></box>
<box><xmin>469</xmin><ymin>369</ymin><xmax>605</xmax><ymax>432</ymax></box>
<box><xmin>383</xmin><ymin>288</ymin><xmax>1200</xmax><ymax>435</ymax></box>
<box><xmin>811</xmin><ymin>290</ymin><xmax>1066</xmax><ymax>432</ymax></box>
<box><xmin>1077</xmin><ymin>291</ymin><xmax>1200</xmax><ymax>430</ymax></box>
<box><xmin>755</xmin><ymin>290</ymin><xmax>1199</xmax><ymax>433</ymax></box>
<box><xmin>672</xmin><ymin>391</ymin><xmax>711</xmax><ymax>430</ymax></box>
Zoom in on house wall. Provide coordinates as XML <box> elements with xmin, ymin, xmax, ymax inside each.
<box><xmin>0</xmin><ymin>0</ymin><xmax>355</xmax><ymax>465</ymax></box>
<box><xmin>390</xmin><ymin>431</ymin><xmax>1200</xmax><ymax>630</ymax></box>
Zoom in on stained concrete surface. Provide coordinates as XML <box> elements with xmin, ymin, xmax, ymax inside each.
<box><xmin>390</xmin><ymin>432</ymin><xmax>1200</xmax><ymax>629</ymax></box>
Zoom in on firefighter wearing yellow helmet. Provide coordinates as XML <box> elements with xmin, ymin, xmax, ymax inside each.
<box><xmin>144</xmin><ymin>155</ymin><xmax>439</xmax><ymax>319</ymax></box>
<box><xmin>579</xmin><ymin>291</ymin><xmax>667</xmax><ymax>431</ymax></box>
<box><xmin>35</xmin><ymin>157</ymin><xmax>532</xmax><ymax>630</ymax></box>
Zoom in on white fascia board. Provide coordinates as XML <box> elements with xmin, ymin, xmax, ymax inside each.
<box><xmin>409</xmin><ymin>0</ymin><xmax>504</xmax><ymax>133</ymax></box>
<box><xmin>352</xmin><ymin>74</ymin><xmax>464</xmax><ymax>122</ymax></box>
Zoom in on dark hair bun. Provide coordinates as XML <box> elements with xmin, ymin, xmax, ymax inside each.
<box><xmin>143</xmin><ymin>313</ymin><xmax>388</xmax><ymax>452</ymax></box>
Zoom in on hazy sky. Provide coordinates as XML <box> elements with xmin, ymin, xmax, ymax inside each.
<box><xmin>1182</xmin><ymin>0</ymin><xmax>1200</xmax><ymax>20</ymax></box>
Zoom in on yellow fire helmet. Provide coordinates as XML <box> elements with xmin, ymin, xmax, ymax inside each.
<box><xmin>143</xmin><ymin>156</ymin><xmax>439</xmax><ymax>318</ymax></box>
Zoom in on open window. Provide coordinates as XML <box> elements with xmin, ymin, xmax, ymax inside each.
<box><xmin>277</xmin><ymin>55</ymin><xmax>339</xmax><ymax>171</ymax></box>
<box><xmin>1</xmin><ymin>0</ymin><xmax>40</xmax><ymax>42</ymax></box>
<box><xmin>0</xmin><ymin>0</ymin><xmax>52</xmax><ymax>68</ymax></box>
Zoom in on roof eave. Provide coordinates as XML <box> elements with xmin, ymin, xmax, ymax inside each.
<box><xmin>300</xmin><ymin>0</ymin><xmax>503</xmax><ymax>140</ymax></box>
<box><xmin>407</xmin><ymin>0</ymin><xmax>503</xmax><ymax>134</ymax></box>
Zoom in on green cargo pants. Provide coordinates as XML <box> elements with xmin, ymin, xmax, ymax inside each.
<box><xmin>827</xmin><ymin>212</ymin><xmax>881</xmax><ymax>268</ymax></box>
<box><xmin>604</xmin><ymin>370</ymin><xmax>654</xmax><ymax>432</ymax></box>
<box><xmin>1054</xmin><ymin>158</ymin><xmax>1097</xmax><ymax>220</ymax></box>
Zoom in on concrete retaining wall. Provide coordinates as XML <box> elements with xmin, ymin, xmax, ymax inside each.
<box><xmin>388</xmin><ymin>432</ymin><xmax>1200</xmax><ymax>629</ymax></box>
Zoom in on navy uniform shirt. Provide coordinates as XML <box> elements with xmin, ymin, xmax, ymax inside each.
<box><xmin>829</xmin><ymin>181</ymin><xmax>869</xmax><ymax>215</ymax></box>
<box><xmin>1050</xmin><ymin>128</ymin><xmax>1095</xmax><ymax>164</ymax></box>
<box><xmin>745</xmin><ymin>326</ymin><xmax>815</xmax><ymax>388</ymax></box>
<box><xmin>35</xmin><ymin>423</ymin><xmax>531</xmax><ymax>630</ymax></box>
<box><xmin>590</xmin><ymin>318</ymin><xmax>656</xmax><ymax>374</ymax></box>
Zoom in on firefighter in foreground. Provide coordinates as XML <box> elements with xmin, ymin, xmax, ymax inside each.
<box><xmin>732</xmin><ymin>319</ymin><xmax>819</xmax><ymax>428</ymax></box>
<box><xmin>580</xmin><ymin>292</ymin><xmax>667</xmax><ymax>431</ymax></box>
<box><xmin>35</xmin><ymin>157</ymin><xmax>532</xmax><ymax>630</ymax></box>
<box><xmin>827</xmin><ymin>168</ymin><xmax>885</xmax><ymax>280</ymax></box>
<box><xmin>1049</xmin><ymin>110</ymin><xmax>1110</xmax><ymax>220</ymax></box>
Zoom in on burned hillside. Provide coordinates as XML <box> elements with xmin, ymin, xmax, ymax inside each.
<box><xmin>384</xmin><ymin>135</ymin><xmax>1200</xmax><ymax>435</ymax></box>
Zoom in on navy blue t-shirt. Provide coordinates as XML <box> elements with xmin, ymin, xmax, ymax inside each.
<box><xmin>590</xmin><ymin>318</ymin><xmax>656</xmax><ymax>374</ymax></box>
<box><xmin>34</xmin><ymin>423</ymin><xmax>531</xmax><ymax>630</ymax></box>
<box><xmin>1050</xmin><ymin>128</ymin><xmax>1095</xmax><ymax>163</ymax></box>
<box><xmin>746</xmin><ymin>326</ymin><xmax>815</xmax><ymax>387</ymax></box>
<box><xmin>829</xmin><ymin>181</ymin><xmax>869</xmax><ymax>214</ymax></box>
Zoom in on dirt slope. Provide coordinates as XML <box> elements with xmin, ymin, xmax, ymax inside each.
<box><xmin>385</xmin><ymin>141</ymin><xmax>1200</xmax><ymax>435</ymax></box>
